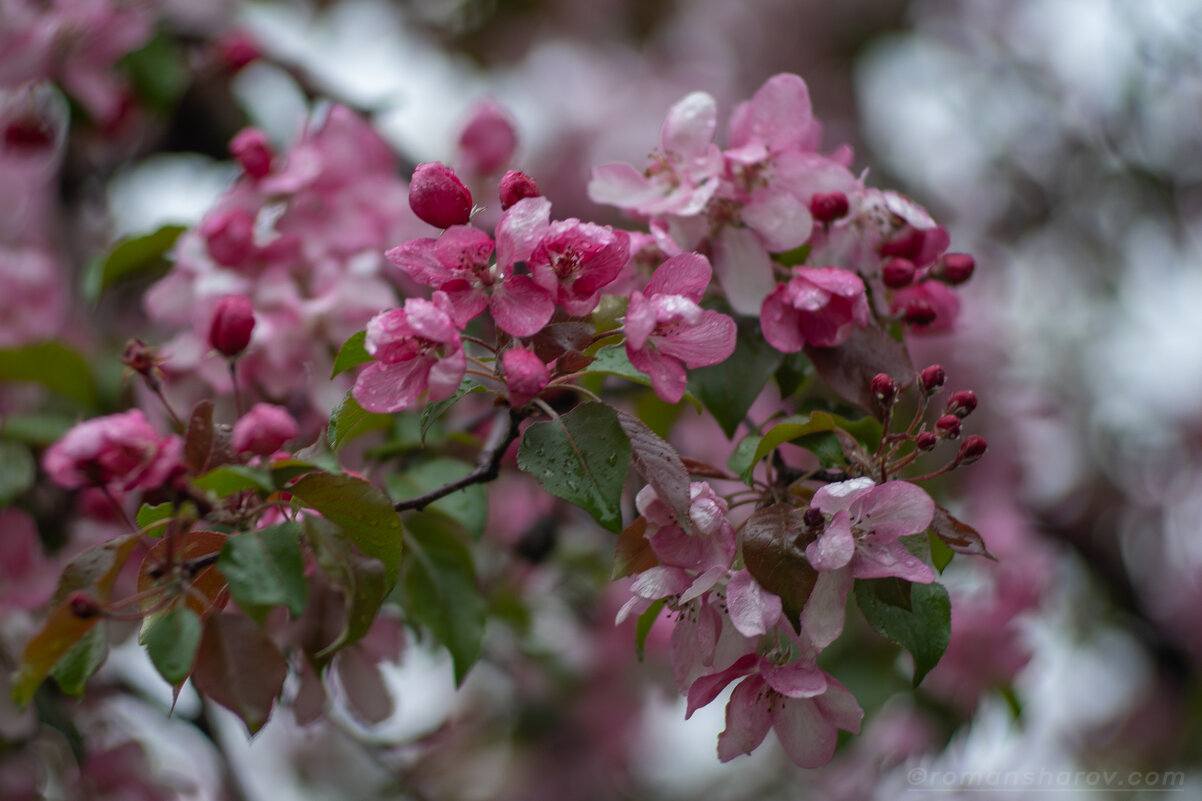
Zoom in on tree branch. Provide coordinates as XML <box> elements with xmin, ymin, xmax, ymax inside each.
<box><xmin>393</xmin><ymin>409</ymin><xmax>522</xmax><ymax>513</ymax></box>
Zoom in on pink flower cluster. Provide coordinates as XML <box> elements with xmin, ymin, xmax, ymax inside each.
<box><xmin>146</xmin><ymin>106</ymin><xmax>435</xmax><ymax>414</ymax></box>
<box><xmin>619</xmin><ymin>476</ymin><xmax>937</xmax><ymax>768</ymax></box>
<box><xmin>590</xmin><ymin>73</ymin><xmax>974</xmax><ymax>350</ymax></box>
<box><xmin>41</xmin><ymin>409</ymin><xmax>182</xmax><ymax>496</ymax></box>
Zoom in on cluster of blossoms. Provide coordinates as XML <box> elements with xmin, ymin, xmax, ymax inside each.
<box><xmin>17</xmin><ymin>71</ymin><xmax>991</xmax><ymax>780</ymax></box>
<box><xmin>590</xmin><ymin>73</ymin><xmax>974</xmax><ymax>348</ymax></box>
<box><xmin>146</xmin><ymin>105</ymin><xmax>435</xmax><ymax>417</ymax></box>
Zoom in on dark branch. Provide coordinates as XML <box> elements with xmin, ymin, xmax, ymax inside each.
<box><xmin>393</xmin><ymin>408</ymin><xmax>522</xmax><ymax>513</ymax></box>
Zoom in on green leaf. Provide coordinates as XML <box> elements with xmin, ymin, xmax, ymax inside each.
<box><xmin>772</xmin><ymin>244</ymin><xmax>812</xmax><ymax>267</ymax></box>
<box><xmin>854</xmin><ymin>579</ymin><xmax>951</xmax><ymax>686</ymax></box>
<box><xmin>516</xmin><ymin>403</ymin><xmax>630</xmax><ymax>532</ymax></box>
<box><xmin>0</xmin><ymin>412</ymin><xmax>75</xmax><ymax>446</ymax></box>
<box><xmin>83</xmin><ymin>224</ymin><xmax>186</xmax><ymax>302</ymax></box>
<box><xmin>928</xmin><ymin>530</ymin><xmax>954</xmax><ymax>573</ymax></box>
<box><xmin>331</xmin><ymin>330</ymin><xmax>371</xmax><ymax>378</ymax></box>
<box><xmin>119</xmin><ymin>34</ymin><xmax>188</xmax><ymax>112</ymax></box>
<box><xmin>401</xmin><ymin>514</ymin><xmax>486</xmax><ymax>686</ymax></box>
<box><xmin>50</xmin><ymin>624</ymin><xmax>108</xmax><ymax>696</ymax></box>
<box><xmin>635</xmin><ymin>599</ymin><xmax>665</xmax><ymax>661</ymax></box>
<box><xmin>0</xmin><ymin>341</ymin><xmax>97</xmax><ymax>408</ymax></box>
<box><xmin>0</xmin><ymin>440</ymin><xmax>35</xmax><ymax>506</ymax></box>
<box><xmin>268</xmin><ymin>458</ymin><xmax>320</xmax><ymax>488</ymax></box>
<box><xmin>328</xmin><ymin>391</ymin><xmax>391</xmax><ymax>451</ymax></box>
<box><xmin>136</xmin><ymin>502</ymin><xmax>174</xmax><ymax>532</ymax></box>
<box><xmin>585</xmin><ymin>345</ymin><xmax>702</xmax><ymax>410</ymax></box>
<box><xmin>420</xmin><ymin>378</ymin><xmax>483</xmax><ymax>444</ymax></box>
<box><xmin>289</xmin><ymin>472</ymin><xmax>403</xmax><ymax>586</ymax></box>
<box><xmin>793</xmin><ymin>430</ymin><xmax>845</xmax><ymax>468</ymax></box>
<box><xmin>301</xmin><ymin>517</ymin><xmax>388</xmax><ymax>658</ymax></box>
<box><xmin>219</xmin><ymin>523</ymin><xmax>308</xmax><ymax>620</ymax></box>
<box><xmin>774</xmin><ymin>350</ymin><xmax>813</xmax><ymax>398</ymax></box>
<box><xmin>688</xmin><ymin>316</ymin><xmax>782</xmax><ymax>438</ymax></box>
<box><xmin>387</xmin><ymin>458</ymin><xmax>487</xmax><ymax>539</ymax></box>
<box><xmin>726</xmin><ymin>434</ymin><xmax>763</xmax><ymax>484</ymax></box>
<box><xmin>146</xmin><ymin>607</ymin><xmax>202</xmax><ymax>685</ymax></box>
<box><xmin>192</xmin><ymin>465</ymin><xmax>274</xmax><ymax>498</ymax></box>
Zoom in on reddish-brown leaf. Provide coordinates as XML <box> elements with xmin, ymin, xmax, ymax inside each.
<box><xmin>530</xmin><ymin>321</ymin><xmax>594</xmax><ymax>363</ymax></box>
<box><xmin>190</xmin><ymin>613</ymin><xmax>288</xmax><ymax>734</ymax></box>
<box><xmin>184</xmin><ymin>400</ymin><xmax>233</xmax><ymax>473</ymax></box>
<box><xmin>612</xmin><ymin>516</ymin><xmax>659</xmax><ymax>579</ymax></box>
<box><xmin>741</xmin><ymin>504</ymin><xmax>817</xmax><ymax>632</ymax></box>
<box><xmin>336</xmin><ymin>645</ymin><xmax>394</xmax><ymax>725</ymax></box>
<box><xmin>805</xmin><ymin>325</ymin><xmax>914</xmax><ymax>414</ymax></box>
<box><xmin>679</xmin><ymin>458</ymin><xmax>738</xmax><ymax>482</ymax></box>
<box><xmin>930</xmin><ymin>505</ymin><xmax>995</xmax><ymax>560</ymax></box>
<box><xmin>137</xmin><ymin>531</ymin><xmax>230</xmax><ymax>619</ymax></box>
<box><xmin>617</xmin><ymin>411</ymin><xmax>691</xmax><ymax>525</ymax></box>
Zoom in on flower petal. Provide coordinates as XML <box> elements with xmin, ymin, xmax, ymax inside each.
<box><xmin>857</xmin><ymin>481</ymin><xmax>936</xmax><ymax>540</ymax></box>
<box><xmin>763</xmin><ymin>659</ymin><xmax>827</xmax><ymax>699</ymax></box>
<box><xmin>805</xmin><ymin>511</ymin><xmax>855</xmax><ymax>571</ymax></box>
<box><xmin>661</xmin><ymin>91</ymin><xmax>718</xmax><ymax>161</ymax></box>
<box><xmin>801</xmin><ymin>567</ymin><xmax>852</xmax><ymax>650</ymax></box>
<box><xmin>812</xmin><ymin>477</ymin><xmax>876</xmax><ymax>514</ymax></box>
<box><xmin>353</xmin><ymin>360</ymin><xmax>430</xmax><ymax>413</ymax></box>
<box><xmin>772</xmin><ymin>696</ymin><xmax>838</xmax><ymax>769</ymax></box>
<box><xmin>851</xmin><ymin>538</ymin><xmax>936</xmax><ymax>583</ymax></box>
<box><xmin>490</xmin><ymin>275</ymin><xmax>554</xmax><ymax>337</ymax></box>
<box><xmin>656</xmin><ymin>309</ymin><xmax>737</xmax><ymax>368</ymax></box>
<box><xmin>726</xmin><ymin>569</ymin><xmax>783</xmax><ymax>638</ymax></box>
<box><xmin>713</xmin><ymin>226</ymin><xmax>776</xmax><ymax>316</ymax></box>
<box><xmin>716</xmin><ymin>675</ymin><xmax>772</xmax><ymax>761</ymax></box>
<box><xmin>645</xmin><ymin>252</ymin><xmax>712</xmax><ymax>301</ymax></box>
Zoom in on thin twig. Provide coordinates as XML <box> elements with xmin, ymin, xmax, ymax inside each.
<box><xmin>393</xmin><ymin>409</ymin><xmax>522</xmax><ymax>513</ymax></box>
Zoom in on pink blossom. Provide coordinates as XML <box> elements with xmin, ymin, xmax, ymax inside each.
<box><xmin>528</xmin><ymin>219</ymin><xmax>630</xmax><ymax>316</ymax></box>
<box><xmin>623</xmin><ymin>253</ymin><xmax>735</xmax><ymax>403</ymax></box>
<box><xmin>0</xmin><ymin>245</ymin><xmax>66</xmax><ymax>346</ymax></box>
<box><xmin>615</xmin><ymin>482</ymin><xmax>736</xmax><ymax>624</ymax></box>
<box><xmin>230</xmin><ymin>127</ymin><xmax>274</xmax><ymax>179</ymax></box>
<box><xmin>352</xmin><ymin>292</ymin><xmax>466</xmax><ymax>413</ymax></box>
<box><xmin>456</xmin><ymin>97</ymin><xmax>518</xmax><ymax>176</ymax></box>
<box><xmin>501</xmin><ymin>346</ymin><xmax>548</xmax><ymax>408</ymax></box>
<box><xmin>0</xmin><ymin>507</ymin><xmax>56</xmax><ymax>612</ymax></box>
<box><xmin>42</xmin><ymin>409</ymin><xmax>182</xmax><ymax>495</ymax></box>
<box><xmin>806</xmin><ymin>477</ymin><xmax>936</xmax><ymax>583</ymax></box>
<box><xmin>408</xmin><ymin>162</ymin><xmax>473</xmax><ymax>229</ymax></box>
<box><xmin>760</xmin><ymin>266</ymin><xmax>870</xmax><ymax>352</ymax></box>
<box><xmin>232</xmin><ymin>403</ymin><xmax>299</xmax><ymax>456</ymax></box>
<box><xmin>686</xmin><ymin>649</ymin><xmax>862</xmax><ymax>769</ymax></box>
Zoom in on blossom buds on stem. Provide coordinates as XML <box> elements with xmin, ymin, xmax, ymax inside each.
<box><xmin>935</xmin><ymin>414</ymin><xmax>962</xmax><ymax>439</ymax></box>
<box><xmin>920</xmin><ymin>364</ymin><xmax>946</xmax><ymax>394</ymax></box>
<box><xmin>209</xmin><ymin>295</ymin><xmax>255</xmax><ymax>357</ymax></box>
<box><xmin>122</xmin><ymin>339</ymin><xmax>183</xmax><ymax>431</ymax></box>
<box><xmin>409</xmin><ymin>162</ymin><xmax>473</xmax><ymax>228</ymax></box>
<box><xmin>809</xmin><ymin>191</ymin><xmax>849</xmax><ymax>224</ymax></box>
<box><xmin>946</xmin><ymin>390</ymin><xmax>978</xmax><ymax>418</ymax></box>
<box><xmin>955</xmin><ymin>434</ymin><xmax>988</xmax><ymax>465</ymax></box>
<box><xmin>938</xmin><ymin>253</ymin><xmax>975</xmax><ymax>285</ymax></box>
<box><xmin>881</xmin><ymin>258</ymin><xmax>916</xmax><ymax>288</ymax></box>
<box><xmin>68</xmin><ymin>592</ymin><xmax>101</xmax><ymax>619</ymax></box>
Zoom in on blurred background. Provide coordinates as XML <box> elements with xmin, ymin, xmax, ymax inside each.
<box><xmin>3</xmin><ymin>0</ymin><xmax>1202</xmax><ymax>798</ymax></box>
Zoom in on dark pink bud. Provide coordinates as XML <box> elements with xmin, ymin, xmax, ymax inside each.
<box><xmin>232</xmin><ymin>403</ymin><xmax>298</xmax><ymax>456</ymax></box>
<box><xmin>502</xmin><ymin>347</ymin><xmax>549</xmax><ymax>408</ymax></box>
<box><xmin>946</xmin><ymin>390</ymin><xmax>978</xmax><ymax>418</ymax></box>
<box><xmin>499</xmin><ymin>170</ymin><xmax>540</xmax><ymax>210</ymax></box>
<box><xmin>916</xmin><ymin>431</ymin><xmax>938</xmax><ymax>451</ymax></box>
<box><xmin>408</xmin><ymin>162</ymin><xmax>472</xmax><ymax>228</ymax></box>
<box><xmin>939</xmin><ymin>253</ymin><xmax>975</xmax><ymax>285</ymax></box>
<box><xmin>935</xmin><ymin>414</ymin><xmax>962</xmax><ymax>439</ymax></box>
<box><xmin>215</xmin><ymin>30</ymin><xmax>261</xmax><ymax>72</ymax></box>
<box><xmin>871</xmin><ymin>373</ymin><xmax>897</xmax><ymax>406</ymax></box>
<box><xmin>230</xmin><ymin>127</ymin><xmax>274</xmax><ymax>179</ymax></box>
<box><xmin>457</xmin><ymin>98</ymin><xmax>518</xmax><ymax>175</ymax></box>
<box><xmin>881</xmin><ymin>257</ymin><xmax>916</xmax><ymax>288</ymax></box>
<box><xmin>803</xmin><ymin>508</ymin><xmax>825</xmax><ymax>528</ymax></box>
<box><xmin>920</xmin><ymin>364</ymin><xmax>946</xmax><ymax>393</ymax></box>
<box><xmin>879</xmin><ymin>226</ymin><xmax>924</xmax><ymax>260</ymax></box>
<box><xmin>69</xmin><ymin>592</ymin><xmax>101</xmax><ymax>619</ymax></box>
<box><xmin>956</xmin><ymin>435</ymin><xmax>988</xmax><ymax>465</ymax></box>
<box><xmin>809</xmin><ymin>192</ymin><xmax>849</xmax><ymax>224</ymax></box>
<box><xmin>209</xmin><ymin>295</ymin><xmax>255</xmax><ymax>357</ymax></box>
<box><xmin>200</xmin><ymin>208</ymin><xmax>256</xmax><ymax>267</ymax></box>
<box><xmin>903</xmin><ymin>298</ymin><xmax>938</xmax><ymax>327</ymax></box>
<box><xmin>3</xmin><ymin>116</ymin><xmax>54</xmax><ymax>153</ymax></box>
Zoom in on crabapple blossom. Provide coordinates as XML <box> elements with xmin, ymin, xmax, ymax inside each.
<box><xmin>528</xmin><ymin>218</ymin><xmax>631</xmax><ymax>316</ymax></box>
<box><xmin>42</xmin><ymin>409</ymin><xmax>182</xmax><ymax>496</ymax></box>
<box><xmin>232</xmin><ymin>403</ymin><xmax>299</xmax><ymax>456</ymax></box>
<box><xmin>352</xmin><ymin>292</ymin><xmax>466</xmax><ymax>413</ymax></box>
<box><xmin>806</xmin><ymin>477</ymin><xmax>936</xmax><ymax>584</ymax></box>
<box><xmin>760</xmin><ymin>265</ymin><xmax>870</xmax><ymax>352</ymax></box>
<box><xmin>623</xmin><ymin>253</ymin><xmax>736</xmax><ymax>403</ymax></box>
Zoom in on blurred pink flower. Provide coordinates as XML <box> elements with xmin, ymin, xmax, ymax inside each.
<box><xmin>232</xmin><ymin>403</ymin><xmax>298</xmax><ymax>456</ymax></box>
<box><xmin>760</xmin><ymin>265</ymin><xmax>870</xmax><ymax>352</ymax></box>
<box><xmin>42</xmin><ymin>409</ymin><xmax>182</xmax><ymax>496</ymax></box>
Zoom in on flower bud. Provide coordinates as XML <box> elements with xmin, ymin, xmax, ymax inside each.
<box><xmin>879</xmin><ymin>225</ymin><xmax>924</xmax><ymax>260</ymax></box>
<box><xmin>903</xmin><ymin>298</ymin><xmax>937</xmax><ymax>326</ymax></box>
<box><xmin>200</xmin><ymin>208</ymin><xmax>256</xmax><ymax>267</ymax></box>
<box><xmin>499</xmin><ymin>170</ymin><xmax>540</xmax><ymax>210</ymax></box>
<box><xmin>956</xmin><ymin>434</ymin><xmax>988</xmax><ymax>465</ymax></box>
<box><xmin>121</xmin><ymin>338</ymin><xmax>162</xmax><ymax>379</ymax></box>
<box><xmin>232</xmin><ymin>403</ymin><xmax>298</xmax><ymax>456</ymax></box>
<box><xmin>939</xmin><ymin>253</ymin><xmax>975</xmax><ymax>285</ymax></box>
<box><xmin>209</xmin><ymin>295</ymin><xmax>255</xmax><ymax>357</ymax></box>
<box><xmin>230</xmin><ymin>127</ymin><xmax>274</xmax><ymax>179</ymax></box>
<box><xmin>871</xmin><ymin>373</ymin><xmax>897</xmax><ymax>406</ymax></box>
<box><xmin>502</xmin><ymin>346</ymin><xmax>549</xmax><ymax>408</ymax></box>
<box><xmin>946</xmin><ymin>390</ymin><xmax>978</xmax><ymax>418</ymax></box>
<box><xmin>457</xmin><ymin>98</ymin><xmax>518</xmax><ymax>175</ymax></box>
<box><xmin>69</xmin><ymin>592</ymin><xmax>101</xmax><ymax>619</ymax></box>
<box><xmin>916</xmin><ymin>431</ymin><xmax>938</xmax><ymax>451</ymax></box>
<box><xmin>803</xmin><ymin>507</ymin><xmax>825</xmax><ymax>528</ymax></box>
<box><xmin>920</xmin><ymin>364</ymin><xmax>946</xmax><ymax>393</ymax></box>
<box><xmin>408</xmin><ymin>162</ymin><xmax>472</xmax><ymax>229</ymax></box>
<box><xmin>881</xmin><ymin>257</ymin><xmax>916</xmax><ymax>288</ymax></box>
<box><xmin>809</xmin><ymin>191</ymin><xmax>849</xmax><ymax>224</ymax></box>
<box><xmin>935</xmin><ymin>414</ymin><xmax>962</xmax><ymax>439</ymax></box>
